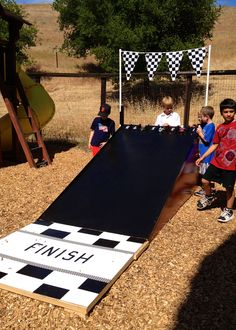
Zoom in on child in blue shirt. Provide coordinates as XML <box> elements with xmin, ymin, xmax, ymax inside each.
<box><xmin>88</xmin><ymin>103</ymin><xmax>115</xmax><ymax>156</ymax></box>
<box><xmin>194</xmin><ymin>106</ymin><xmax>215</xmax><ymax>196</ymax></box>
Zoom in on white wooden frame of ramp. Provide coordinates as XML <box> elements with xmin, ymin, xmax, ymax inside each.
<box><xmin>0</xmin><ymin>221</ymin><xmax>148</xmax><ymax>318</ymax></box>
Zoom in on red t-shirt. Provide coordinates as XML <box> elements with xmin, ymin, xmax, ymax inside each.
<box><xmin>211</xmin><ymin>120</ymin><xmax>236</xmax><ymax>170</ymax></box>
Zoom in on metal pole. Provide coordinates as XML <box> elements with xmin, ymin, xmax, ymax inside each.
<box><xmin>205</xmin><ymin>45</ymin><xmax>211</xmax><ymax>106</ymax></box>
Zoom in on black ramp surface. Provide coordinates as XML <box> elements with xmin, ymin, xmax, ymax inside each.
<box><xmin>40</xmin><ymin>125</ymin><xmax>197</xmax><ymax>239</ymax></box>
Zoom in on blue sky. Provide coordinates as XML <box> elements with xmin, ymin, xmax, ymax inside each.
<box><xmin>16</xmin><ymin>0</ymin><xmax>52</xmax><ymax>4</ymax></box>
<box><xmin>217</xmin><ymin>0</ymin><xmax>236</xmax><ymax>5</ymax></box>
<box><xmin>15</xmin><ymin>0</ymin><xmax>236</xmax><ymax>4</ymax></box>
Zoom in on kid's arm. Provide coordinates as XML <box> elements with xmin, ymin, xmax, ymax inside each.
<box><xmin>88</xmin><ymin>130</ymin><xmax>94</xmax><ymax>148</ymax></box>
<box><xmin>195</xmin><ymin>143</ymin><xmax>218</xmax><ymax>166</ymax></box>
<box><xmin>196</xmin><ymin>125</ymin><xmax>214</xmax><ymax>145</ymax></box>
<box><xmin>196</xmin><ymin>126</ymin><xmax>206</xmax><ymax>143</ymax></box>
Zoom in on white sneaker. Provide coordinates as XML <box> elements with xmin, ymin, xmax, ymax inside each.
<box><xmin>197</xmin><ymin>195</ymin><xmax>215</xmax><ymax>210</ymax></box>
<box><xmin>217</xmin><ymin>208</ymin><xmax>234</xmax><ymax>223</ymax></box>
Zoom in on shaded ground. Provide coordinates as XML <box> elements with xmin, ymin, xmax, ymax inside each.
<box><xmin>0</xmin><ymin>147</ymin><xmax>235</xmax><ymax>330</ymax></box>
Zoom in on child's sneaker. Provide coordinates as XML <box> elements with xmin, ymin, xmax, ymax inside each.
<box><xmin>194</xmin><ymin>189</ymin><xmax>205</xmax><ymax>197</ymax></box>
<box><xmin>217</xmin><ymin>208</ymin><xmax>234</xmax><ymax>223</ymax></box>
<box><xmin>197</xmin><ymin>195</ymin><xmax>215</xmax><ymax>210</ymax></box>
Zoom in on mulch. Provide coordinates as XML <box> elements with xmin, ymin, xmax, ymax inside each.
<box><xmin>0</xmin><ymin>146</ymin><xmax>235</xmax><ymax>330</ymax></box>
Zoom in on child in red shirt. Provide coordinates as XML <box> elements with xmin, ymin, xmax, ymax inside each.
<box><xmin>195</xmin><ymin>98</ymin><xmax>236</xmax><ymax>222</ymax></box>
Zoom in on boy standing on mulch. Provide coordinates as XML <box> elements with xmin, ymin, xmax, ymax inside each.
<box><xmin>195</xmin><ymin>98</ymin><xmax>236</xmax><ymax>223</ymax></box>
<box><xmin>88</xmin><ymin>103</ymin><xmax>115</xmax><ymax>156</ymax></box>
<box><xmin>194</xmin><ymin>105</ymin><xmax>215</xmax><ymax>197</ymax></box>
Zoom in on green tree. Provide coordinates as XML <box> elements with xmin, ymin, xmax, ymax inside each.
<box><xmin>53</xmin><ymin>0</ymin><xmax>221</xmax><ymax>72</ymax></box>
<box><xmin>0</xmin><ymin>0</ymin><xmax>37</xmax><ymax>64</ymax></box>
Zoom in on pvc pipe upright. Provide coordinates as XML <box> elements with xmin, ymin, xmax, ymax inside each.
<box><xmin>119</xmin><ymin>49</ymin><xmax>122</xmax><ymax>114</ymax></box>
<box><xmin>205</xmin><ymin>45</ymin><xmax>211</xmax><ymax>106</ymax></box>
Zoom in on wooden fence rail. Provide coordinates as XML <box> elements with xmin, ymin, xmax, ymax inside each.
<box><xmin>28</xmin><ymin>70</ymin><xmax>236</xmax><ymax>126</ymax></box>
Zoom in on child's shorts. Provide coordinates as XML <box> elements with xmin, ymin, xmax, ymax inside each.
<box><xmin>203</xmin><ymin>164</ymin><xmax>236</xmax><ymax>189</ymax></box>
<box><xmin>91</xmin><ymin>146</ymin><xmax>101</xmax><ymax>156</ymax></box>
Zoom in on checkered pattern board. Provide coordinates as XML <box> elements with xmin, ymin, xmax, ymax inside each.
<box><xmin>0</xmin><ymin>220</ymin><xmax>147</xmax><ymax>317</ymax></box>
<box><xmin>145</xmin><ymin>52</ymin><xmax>163</xmax><ymax>80</ymax></box>
<box><xmin>187</xmin><ymin>47</ymin><xmax>207</xmax><ymax>77</ymax></box>
<box><xmin>122</xmin><ymin>51</ymin><xmax>139</xmax><ymax>80</ymax></box>
<box><xmin>166</xmin><ymin>51</ymin><xmax>184</xmax><ymax>81</ymax></box>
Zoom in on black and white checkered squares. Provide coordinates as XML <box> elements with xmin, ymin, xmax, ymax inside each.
<box><xmin>0</xmin><ymin>220</ymin><xmax>147</xmax><ymax>316</ymax></box>
<box><xmin>187</xmin><ymin>47</ymin><xmax>207</xmax><ymax>77</ymax></box>
<box><xmin>122</xmin><ymin>51</ymin><xmax>139</xmax><ymax>80</ymax></box>
<box><xmin>145</xmin><ymin>52</ymin><xmax>163</xmax><ymax>81</ymax></box>
<box><xmin>166</xmin><ymin>51</ymin><xmax>184</xmax><ymax>81</ymax></box>
<box><xmin>121</xmin><ymin>47</ymin><xmax>209</xmax><ymax>81</ymax></box>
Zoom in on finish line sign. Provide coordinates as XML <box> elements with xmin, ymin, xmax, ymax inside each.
<box><xmin>0</xmin><ymin>221</ymin><xmax>147</xmax><ymax>317</ymax></box>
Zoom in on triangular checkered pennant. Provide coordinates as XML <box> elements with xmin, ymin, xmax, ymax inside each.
<box><xmin>145</xmin><ymin>52</ymin><xmax>163</xmax><ymax>80</ymax></box>
<box><xmin>166</xmin><ymin>51</ymin><xmax>183</xmax><ymax>81</ymax></box>
<box><xmin>187</xmin><ymin>47</ymin><xmax>207</xmax><ymax>77</ymax></box>
<box><xmin>122</xmin><ymin>51</ymin><xmax>139</xmax><ymax>80</ymax></box>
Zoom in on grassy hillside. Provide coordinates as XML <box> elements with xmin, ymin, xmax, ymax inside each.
<box><xmin>22</xmin><ymin>4</ymin><xmax>236</xmax><ymax>72</ymax></box>
<box><xmin>206</xmin><ymin>6</ymin><xmax>236</xmax><ymax>70</ymax></box>
<box><xmin>22</xmin><ymin>4</ymin><xmax>96</xmax><ymax>72</ymax></box>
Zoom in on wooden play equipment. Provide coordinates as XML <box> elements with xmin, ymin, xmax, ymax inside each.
<box><xmin>0</xmin><ymin>4</ymin><xmax>51</xmax><ymax>168</ymax></box>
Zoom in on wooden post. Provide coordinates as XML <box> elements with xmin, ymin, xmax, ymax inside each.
<box><xmin>183</xmin><ymin>75</ymin><xmax>192</xmax><ymax>126</ymax></box>
<box><xmin>34</xmin><ymin>75</ymin><xmax>41</xmax><ymax>84</ymax></box>
<box><xmin>7</xmin><ymin>22</ymin><xmax>21</xmax><ymax>161</ymax></box>
<box><xmin>101</xmin><ymin>77</ymin><xmax>107</xmax><ymax>106</ymax></box>
<box><xmin>55</xmin><ymin>51</ymin><xmax>58</xmax><ymax>68</ymax></box>
<box><xmin>0</xmin><ymin>131</ymin><xmax>2</xmax><ymax>165</ymax></box>
<box><xmin>120</xmin><ymin>105</ymin><xmax>124</xmax><ymax>126</ymax></box>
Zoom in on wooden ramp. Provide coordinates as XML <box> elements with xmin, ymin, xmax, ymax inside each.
<box><xmin>0</xmin><ymin>220</ymin><xmax>148</xmax><ymax>318</ymax></box>
<box><xmin>0</xmin><ymin>125</ymin><xmax>197</xmax><ymax>318</ymax></box>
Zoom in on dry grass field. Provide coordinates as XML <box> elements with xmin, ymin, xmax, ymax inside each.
<box><xmin>22</xmin><ymin>4</ymin><xmax>97</xmax><ymax>73</ymax></box>
<box><xmin>0</xmin><ymin>5</ymin><xmax>236</xmax><ymax>330</ymax></box>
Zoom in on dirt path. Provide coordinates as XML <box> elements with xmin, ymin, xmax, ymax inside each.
<box><xmin>0</xmin><ymin>147</ymin><xmax>235</xmax><ymax>329</ymax></box>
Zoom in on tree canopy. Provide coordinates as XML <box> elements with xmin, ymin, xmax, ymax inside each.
<box><xmin>0</xmin><ymin>0</ymin><xmax>37</xmax><ymax>64</ymax></box>
<box><xmin>53</xmin><ymin>0</ymin><xmax>221</xmax><ymax>72</ymax></box>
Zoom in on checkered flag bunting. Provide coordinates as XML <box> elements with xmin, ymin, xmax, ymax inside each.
<box><xmin>187</xmin><ymin>47</ymin><xmax>207</xmax><ymax>77</ymax></box>
<box><xmin>166</xmin><ymin>51</ymin><xmax>184</xmax><ymax>81</ymax></box>
<box><xmin>122</xmin><ymin>51</ymin><xmax>139</xmax><ymax>80</ymax></box>
<box><xmin>145</xmin><ymin>53</ymin><xmax>163</xmax><ymax>80</ymax></box>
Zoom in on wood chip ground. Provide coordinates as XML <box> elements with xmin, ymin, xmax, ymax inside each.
<box><xmin>0</xmin><ymin>146</ymin><xmax>235</xmax><ymax>329</ymax></box>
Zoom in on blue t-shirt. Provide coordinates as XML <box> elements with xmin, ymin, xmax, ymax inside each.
<box><xmin>90</xmin><ymin>117</ymin><xmax>115</xmax><ymax>147</ymax></box>
<box><xmin>198</xmin><ymin>122</ymin><xmax>215</xmax><ymax>163</ymax></box>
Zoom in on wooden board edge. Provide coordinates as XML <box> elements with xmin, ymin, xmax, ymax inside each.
<box><xmin>133</xmin><ymin>241</ymin><xmax>149</xmax><ymax>260</ymax></box>
<box><xmin>0</xmin><ymin>283</ymin><xmax>88</xmax><ymax>319</ymax></box>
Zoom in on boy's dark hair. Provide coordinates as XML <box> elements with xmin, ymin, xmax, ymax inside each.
<box><xmin>220</xmin><ymin>98</ymin><xmax>236</xmax><ymax>114</ymax></box>
<box><xmin>98</xmin><ymin>103</ymin><xmax>111</xmax><ymax>116</ymax></box>
<box><xmin>201</xmin><ymin>106</ymin><xmax>214</xmax><ymax>119</ymax></box>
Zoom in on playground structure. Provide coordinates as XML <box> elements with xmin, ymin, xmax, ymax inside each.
<box><xmin>0</xmin><ymin>5</ymin><xmax>55</xmax><ymax>168</ymax></box>
<box><xmin>0</xmin><ymin>4</ymin><xmax>200</xmax><ymax>319</ymax></box>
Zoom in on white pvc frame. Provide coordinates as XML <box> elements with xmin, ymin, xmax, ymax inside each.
<box><xmin>119</xmin><ymin>48</ymin><xmax>122</xmax><ymax>113</ymax></box>
<box><xmin>119</xmin><ymin>46</ymin><xmax>211</xmax><ymax>114</ymax></box>
<box><xmin>205</xmin><ymin>45</ymin><xmax>211</xmax><ymax>106</ymax></box>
